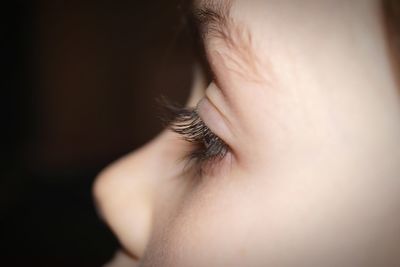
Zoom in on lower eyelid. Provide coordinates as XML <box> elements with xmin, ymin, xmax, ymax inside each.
<box><xmin>183</xmin><ymin>147</ymin><xmax>234</xmax><ymax>178</ymax></box>
<box><xmin>201</xmin><ymin>150</ymin><xmax>235</xmax><ymax>177</ymax></box>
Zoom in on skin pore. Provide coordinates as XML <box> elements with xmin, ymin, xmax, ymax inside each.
<box><xmin>94</xmin><ymin>0</ymin><xmax>400</xmax><ymax>266</ymax></box>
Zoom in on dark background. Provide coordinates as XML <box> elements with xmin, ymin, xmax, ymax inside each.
<box><xmin>1</xmin><ymin>1</ymin><xmax>194</xmax><ymax>266</ymax></box>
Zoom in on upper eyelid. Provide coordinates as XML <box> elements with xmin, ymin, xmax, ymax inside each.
<box><xmin>167</xmin><ymin>107</ymin><xmax>230</xmax><ymax>175</ymax></box>
<box><xmin>200</xmin><ymin>91</ymin><xmax>236</xmax><ymax>141</ymax></box>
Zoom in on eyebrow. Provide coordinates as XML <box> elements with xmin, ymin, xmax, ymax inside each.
<box><xmin>192</xmin><ymin>0</ymin><xmax>234</xmax><ymax>42</ymax></box>
<box><xmin>191</xmin><ymin>0</ymin><xmax>266</xmax><ymax>83</ymax></box>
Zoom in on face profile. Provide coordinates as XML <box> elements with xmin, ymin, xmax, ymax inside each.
<box><xmin>94</xmin><ymin>0</ymin><xmax>400</xmax><ymax>266</ymax></box>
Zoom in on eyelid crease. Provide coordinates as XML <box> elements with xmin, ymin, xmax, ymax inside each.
<box><xmin>200</xmin><ymin>91</ymin><xmax>237</xmax><ymax>142</ymax></box>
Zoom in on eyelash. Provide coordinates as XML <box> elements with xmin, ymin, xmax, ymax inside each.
<box><xmin>162</xmin><ymin>102</ymin><xmax>229</xmax><ymax>175</ymax></box>
<box><xmin>156</xmin><ymin>13</ymin><xmax>225</xmax><ymax>175</ymax></box>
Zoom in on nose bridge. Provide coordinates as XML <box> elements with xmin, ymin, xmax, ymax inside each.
<box><xmin>93</xmin><ymin>145</ymin><xmax>159</xmax><ymax>259</ymax></box>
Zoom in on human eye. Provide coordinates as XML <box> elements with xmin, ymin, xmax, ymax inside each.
<box><xmin>155</xmin><ymin>3</ymin><xmax>236</xmax><ymax>177</ymax></box>
<box><xmin>162</xmin><ymin>101</ymin><xmax>231</xmax><ymax>177</ymax></box>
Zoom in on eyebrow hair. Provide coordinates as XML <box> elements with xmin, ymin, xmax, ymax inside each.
<box><xmin>192</xmin><ymin>0</ymin><xmax>234</xmax><ymax>42</ymax></box>
<box><xmin>191</xmin><ymin>0</ymin><xmax>267</xmax><ymax>84</ymax></box>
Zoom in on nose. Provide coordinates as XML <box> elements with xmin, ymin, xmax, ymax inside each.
<box><xmin>93</xmin><ymin>131</ymin><xmax>173</xmax><ymax>260</ymax></box>
<box><xmin>93</xmin><ymin>67</ymin><xmax>207</xmax><ymax>261</ymax></box>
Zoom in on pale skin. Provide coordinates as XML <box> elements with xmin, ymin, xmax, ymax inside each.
<box><xmin>94</xmin><ymin>0</ymin><xmax>400</xmax><ymax>266</ymax></box>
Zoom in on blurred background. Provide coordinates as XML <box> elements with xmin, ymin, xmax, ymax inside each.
<box><xmin>1</xmin><ymin>0</ymin><xmax>194</xmax><ymax>266</ymax></box>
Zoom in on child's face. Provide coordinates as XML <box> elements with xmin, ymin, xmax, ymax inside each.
<box><xmin>94</xmin><ymin>0</ymin><xmax>400</xmax><ymax>266</ymax></box>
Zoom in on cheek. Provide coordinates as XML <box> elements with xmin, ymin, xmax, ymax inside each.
<box><xmin>144</xmin><ymin>172</ymin><xmax>271</xmax><ymax>266</ymax></box>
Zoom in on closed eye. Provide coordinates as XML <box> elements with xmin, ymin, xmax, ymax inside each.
<box><xmin>160</xmin><ymin>99</ymin><xmax>230</xmax><ymax>177</ymax></box>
